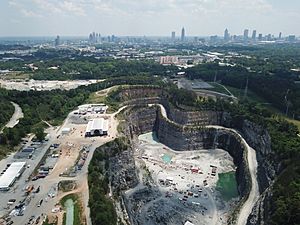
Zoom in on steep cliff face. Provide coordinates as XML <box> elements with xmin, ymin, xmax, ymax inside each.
<box><xmin>123</xmin><ymin>106</ymin><xmax>158</xmax><ymax>138</ymax></box>
<box><xmin>115</xmin><ymin>87</ymin><xmax>278</xmax><ymax>225</ymax></box>
<box><xmin>246</xmin><ymin>189</ymin><xmax>273</xmax><ymax>225</ymax></box>
<box><xmin>162</xmin><ymin>101</ymin><xmax>277</xmax><ymax>194</ymax></box>
<box><xmin>155</xmin><ymin>110</ymin><xmax>251</xmax><ymax>197</ymax></box>
<box><xmin>124</xmin><ymin>106</ymin><xmax>251</xmax><ymax>198</ymax></box>
<box><xmin>162</xmin><ymin>100</ymin><xmax>230</xmax><ymax>126</ymax></box>
<box><xmin>118</xmin><ymin>86</ymin><xmax>166</xmax><ymax>101</ymax></box>
<box><xmin>240</xmin><ymin>120</ymin><xmax>277</xmax><ymax>193</ymax></box>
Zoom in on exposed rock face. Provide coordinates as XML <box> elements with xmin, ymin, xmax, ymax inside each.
<box><xmin>117</xmin><ymin>86</ymin><xmax>167</xmax><ymax>102</ymax></box>
<box><xmin>123</xmin><ymin>106</ymin><xmax>158</xmax><ymax>138</ymax></box>
<box><xmin>246</xmin><ymin>190</ymin><xmax>273</xmax><ymax>225</ymax></box>
<box><xmin>155</xmin><ymin>110</ymin><xmax>250</xmax><ymax>197</ymax></box>
<box><xmin>123</xmin><ymin>106</ymin><xmax>251</xmax><ymax>197</ymax></box>
<box><xmin>162</xmin><ymin>101</ymin><xmax>277</xmax><ymax>194</ymax></box>
<box><xmin>162</xmin><ymin>100</ymin><xmax>230</xmax><ymax>126</ymax></box>
<box><xmin>116</xmin><ymin>86</ymin><xmax>277</xmax><ymax>225</ymax></box>
<box><xmin>110</xmin><ymin>150</ymin><xmax>138</xmax><ymax>194</ymax></box>
<box><xmin>122</xmin><ymin>103</ymin><xmax>279</xmax><ymax>224</ymax></box>
<box><xmin>239</xmin><ymin>120</ymin><xmax>277</xmax><ymax>193</ymax></box>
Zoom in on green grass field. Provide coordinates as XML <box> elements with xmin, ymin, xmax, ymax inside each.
<box><xmin>224</xmin><ymin>85</ymin><xmax>300</xmax><ymax>132</ymax></box>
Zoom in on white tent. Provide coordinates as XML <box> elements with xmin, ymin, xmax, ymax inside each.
<box><xmin>85</xmin><ymin>118</ymin><xmax>108</xmax><ymax>136</ymax></box>
<box><xmin>0</xmin><ymin>162</ymin><xmax>26</xmax><ymax>190</ymax></box>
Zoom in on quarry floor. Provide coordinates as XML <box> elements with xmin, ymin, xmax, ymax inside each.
<box><xmin>125</xmin><ymin>132</ymin><xmax>239</xmax><ymax>225</ymax></box>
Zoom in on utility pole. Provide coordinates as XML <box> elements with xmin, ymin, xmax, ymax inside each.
<box><xmin>243</xmin><ymin>77</ymin><xmax>249</xmax><ymax>99</ymax></box>
<box><xmin>214</xmin><ymin>71</ymin><xmax>217</xmax><ymax>83</ymax></box>
<box><xmin>285</xmin><ymin>89</ymin><xmax>290</xmax><ymax>116</ymax></box>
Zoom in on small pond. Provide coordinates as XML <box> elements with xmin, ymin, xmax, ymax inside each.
<box><xmin>216</xmin><ymin>171</ymin><xmax>239</xmax><ymax>201</ymax></box>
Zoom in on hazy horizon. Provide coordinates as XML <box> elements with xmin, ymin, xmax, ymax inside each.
<box><xmin>1</xmin><ymin>0</ymin><xmax>300</xmax><ymax>37</ymax></box>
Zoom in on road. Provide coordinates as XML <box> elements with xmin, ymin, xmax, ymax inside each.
<box><xmin>1</xmin><ymin>102</ymin><xmax>24</xmax><ymax>131</ymax></box>
<box><xmin>206</xmin><ymin>125</ymin><xmax>259</xmax><ymax>225</ymax></box>
<box><xmin>8</xmin><ymin>104</ymin><xmax>122</xmax><ymax>225</ymax></box>
<box><xmin>0</xmin><ymin>127</ymin><xmax>58</xmax><ymax>218</ymax></box>
<box><xmin>236</xmin><ymin>146</ymin><xmax>259</xmax><ymax>225</ymax></box>
<box><xmin>212</xmin><ymin>82</ymin><xmax>235</xmax><ymax>97</ymax></box>
<box><xmin>0</xmin><ymin>100</ymin><xmax>258</xmax><ymax>225</ymax></box>
<box><xmin>195</xmin><ymin>89</ymin><xmax>237</xmax><ymax>101</ymax></box>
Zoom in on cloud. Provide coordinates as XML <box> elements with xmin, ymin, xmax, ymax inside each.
<box><xmin>8</xmin><ymin>0</ymin><xmax>43</xmax><ymax>18</ymax></box>
<box><xmin>9</xmin><ymin>0</ymin><xmax>86</xmax><ymax>17</ymax></box>
<box><xmin>20</xmin><ymin>8</ymin><xmax>43</xmax><ymax>17</ymax></box>
<box><xmin>32</xmin><ymin>0</ymin><xmax>62</xmax><ymax>14</ymax></box>
<box><xmin>8</xmin><ymin>0</ymin><xmax>19</xmax><ymax>7</ymax></box>
<box><xmin>3</xmin><ymin>0</ymin><xmax>299</xmax><ymax>36</ymax></box>
<box><xmin>58</xmin><ymin>1</ymin><xmax>86</xmax><ymax>16</ymax></box>
<box><xmin>8</xmin><ymin>0</ymin><xmax>273</xmax><ymax>19</ymax></box>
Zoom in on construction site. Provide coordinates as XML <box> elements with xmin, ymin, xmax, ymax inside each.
<box><xmin>0</xmin><ymin>79</ymin><xmax>101</xmax><ymax>91</ymax></box>
<box><xmin>0</xmin><ymin>86</ymin><xmax>262</xmax><ymax>225</ymax></box>
<box><xmin>0</xmin><ymin>103</ymin><xmax>116</xmax><ymax>225</ymax></box>
<box><xmin>124</xmin><ymin>132</ymin><xmax>239</xmax><ymax>225</ymax></box>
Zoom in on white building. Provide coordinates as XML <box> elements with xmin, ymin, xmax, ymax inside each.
<box><xmin>184</xmin><ymin>221</ymin><xmax>195</xmax><ymax>225</ymax></box>
<box><xmin>61</xmin><ymin>127</ymin><xmax>71</xmax><ymax>135</ymax></box>
<box><xmin>0</xmin><ymin>162</ymin><xmax>26</xmax><ymax>191</ymax></box>
<box><xmin>85</xmin><ymin>118</ymin><xmax>108</xmax><ymax>137</ymax></box>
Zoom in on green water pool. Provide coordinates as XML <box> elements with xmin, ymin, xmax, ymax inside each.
<box><xmin>65</xmin><ymin>198</ymin><xmax>74</xmax><ymax>225</ymax></box>
<box><xmin>216</xmin><ymin>171</ymin><xmax>239</xmax><ymax>201</ymax></box>
<box><xmin>162</xmin><ymin>154</ymin><xmax>172</xmax><ymax>163</ymax></box>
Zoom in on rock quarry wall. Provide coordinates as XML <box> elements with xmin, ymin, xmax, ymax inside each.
<box><xmin>162</xmin><ymin>99</ymin><xmax>231</xmax><ymax>126</ymax></box>
<box><xmin>124</xmin><ymin>105</ymin><xmax>251</xmax><ymax>198</ymax></box>
<box><xmin>117</xmin><ymin>86</ymin><xmax>277</xmax><ymax>225</ymax></box>
<box><xmin>155</xmin><ymin>108</ymin><xmax>251</xmax><ymax>197</ymax></box>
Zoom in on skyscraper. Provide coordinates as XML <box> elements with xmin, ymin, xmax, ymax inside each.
<box><xmin>224</xmin><ymin>28</ymin><xmax>230</xmax><ymax>41</ymax></box>
<box><xmin>279</xmin><ymin>32</ymin><xmax>282</xmax><ymax>39</ymax></box>
<box><xmin>288</xmin><ymin>35</ymin><xmax>296</xmax><ymax>42</ymax></box>
<box><xmin>181</xmin><ymin>27</ymin><xmax>185</xmax><ymax>42</ymax></box>
<box><xmin>171</xmin><ymin>31</ymin><xmax>176</xmax><ymax>40</ymax></box>
<box><xmin>89</xmin><ymin>33</ymin><xmax>93</xmax><ymax>43</ymax></box>
<box><xmin>55</xmin><ymin>35</ymin><xmax>60</xmax><ymax>47</ymax></box>
<box><xmin>112</xmin><ymin>35</ymin><xmax>116</xmax><ymax>42</ymax></box>
<box><xmin>258</xmin><ymin>33</ymin><xmax>263</xmax><ymax>41</ymax></box>
<box><xmin>252</xmin><ymin>30</ymin><xmax>257</xmax><ymax>40</ymax></box>
<box><xmin>96</xmin><ymin>33</ymin><xmax>99</xmax><ymax>43</ymax></box>
<box><xmin>243</xmin><ymin>29</ymin><xmax>249</xmax><ymax>41</ymax></box>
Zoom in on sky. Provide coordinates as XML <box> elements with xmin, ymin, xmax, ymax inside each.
<box><xmin>0</xmin><ymin>0</ymin><xmax>299</xmax><ymax>37</ymax></box>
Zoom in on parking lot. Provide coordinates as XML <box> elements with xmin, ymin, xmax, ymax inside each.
<box><xmin>0</xmin><ymin>104</ymin><xmax>119</xmax><ymax>225</ymax></box>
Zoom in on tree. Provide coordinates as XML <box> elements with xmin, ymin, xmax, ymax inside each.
<box><xmin>34</xmin><ymin>127</ymin><xmax>45</xmax><ymax>141</ymax></box>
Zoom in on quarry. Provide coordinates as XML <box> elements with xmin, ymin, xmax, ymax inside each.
<box><xmin>0</xmin><ymin>85</ymin><xmax>276</xmax><ymax>225</ymax></box>
<box><xmin>102</xmin><ymin>86</ymin><xmax>275</xmax><ymax>225</ymax></box>
<box><xmin>124</xmin><ymin>132</ymin><xmax>239</xmax><ymax>225</ymax></box>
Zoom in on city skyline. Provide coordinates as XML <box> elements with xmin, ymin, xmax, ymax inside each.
<box><xmin>1</xmin><ymin>0</ymin><xmax>300</xmax><ymax>37</ymax></box>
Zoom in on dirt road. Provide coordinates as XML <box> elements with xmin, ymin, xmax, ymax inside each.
<box><xmin>206</xmin><ymin>125</ymin><xmax>259</xmax><ymax>225</ymax></box>
<box><xmin>236</xmin><ymin>146</ymin><xmax>259</xmax><ymax>225</ymax></box>
<box><xmin>3</xmin><ymin>102</ymin><xmax>24</xmax><ymax>129</ymax></box>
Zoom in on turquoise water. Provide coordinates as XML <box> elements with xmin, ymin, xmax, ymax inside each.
<box><xmin>162</xmin><ymin>154</ymin><xmax>172</xmax><ymax>163</ymax></box>
<box><xmin>216</xmin><ymin>171</ymin><xmax>239</xmax><ymax>201</ymax></box>
<box><xmin>65</xmin><ymin>198</ymin><xmax>74</xmax><ymax>225</ymax></box>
